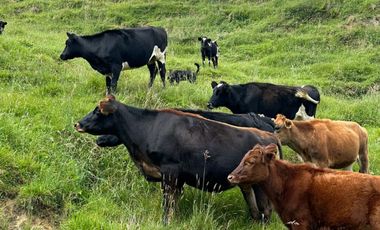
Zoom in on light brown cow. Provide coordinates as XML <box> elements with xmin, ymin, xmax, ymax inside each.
<box><xmin>273</xmin><ymin>114</ymin><xmax>368</xmax><ymax>173</ymax></box>
<box><xmin>228</xmin><ymin>144</ymin><xmax>380</xmax><ymax>229</ymax></box>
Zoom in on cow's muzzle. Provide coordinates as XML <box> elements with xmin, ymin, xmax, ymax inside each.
<box><xmin>227</xmin><ymin>174</ymin><xmax>239</xmax><ymax>185</ymax></box>
<box><xmin>74</xmin><ymin>123</ymin><xmax>85</xmax><ymax>133</ymax></box>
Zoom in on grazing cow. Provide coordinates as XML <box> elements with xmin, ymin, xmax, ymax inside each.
<box><xmin>0</xmin><ymin>21</ymin><xmax>7</xmax><ymax>34</ymax></box>
<box><xmin>228</xmin><ymin>144</ymin><xmax>380</xmax><ymax>229</ymax></box>
<box><xmin>60</xmin><ymin>26</ymin><xmax>168</xmax><ymax>94</ymax></box>
<box><xmin>96</xmin><ymin>109</ymin><xmax>277</xmax><ymax>154</ymax></box>
<box><xmin>207</xmin><ymin>81</ymin><xmax>320</xmax><ymax>119</ymax></box>
<box><xmin>75</xmin><ymin>95</ymin><xmax>283</xmax><ymax>224</ymax></box>
<box><xmin>168</xmin><ymin>63</ymin><xmax>200</xmax><ymax>84</ymax></box>
<box><xmin>198</xmin><ymin>36</ymin><xmax>218</xmax><ymax>68</ymax></box>
<box><xmin>274</xmin><ymin>114</ymin><xmax>369</xmax><ymax>173</ymax></box>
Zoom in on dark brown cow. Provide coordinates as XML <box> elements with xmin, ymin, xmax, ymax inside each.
<box><xmin>228</xmin><ymin>144</ymin><xmax>380</xmax><ymax>229</ymax></box>
<box><xmin>75</xmin><ymin>96</ymin><xmax>282</xmax><ymax>224</ymax></box>
<box><xmin>274</xmin><ymin>114</ymin><xmax>369</xmax><ymax>173</ymax></box>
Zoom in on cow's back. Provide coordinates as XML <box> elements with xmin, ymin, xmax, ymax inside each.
<box><xmin>150</xmin><ymin>112</ymin><xmax>278</xmax><ymax>191</ymax></box>
<box><xmin>309</xmin><ymin>171</ymin><xmax>380</xmax><ymax>226</ymax></box>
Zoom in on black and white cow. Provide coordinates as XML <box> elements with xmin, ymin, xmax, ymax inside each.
<box><xmin>60</xmin><ymin>26</ymin><xmax>168</xmax><ymax>94</ymax></box>
<box><xmin>207</xmin><ymin>81</ymin><xmax>320</xmax><ymax>120</ymax></box>
<box><xmin>198</xmin><ymin>36</ymin><xmax>218</xmax><ymax>68</ymax></box>
<box><xmin>0</xmin><ymin>21</ymin><xmax>7</xmax><ymax>34</ymax></box>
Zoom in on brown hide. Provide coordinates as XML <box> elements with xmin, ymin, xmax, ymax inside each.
<box><xmin>228</xmin><ymin>144</ymin><xmax>380</xmax><ymax>229</ymax></box>
<box><xmin>273</xmin><ymin>114</ymin><xmax>368</xmax><ymax>173</ymax></box>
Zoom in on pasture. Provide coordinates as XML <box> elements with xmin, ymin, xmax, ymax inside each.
<box><xmin>0</xmin><ymin>0</ymin><xmax>379</xmax><ymax>229</ymax></box>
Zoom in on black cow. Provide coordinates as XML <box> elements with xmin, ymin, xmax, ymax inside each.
<box><xmin>96</xmin><ymin>109</ymin><xmax>277</xmax><ymax>155</ymax></box>
<box><xmin>75</xmin><ymin>95</ymin><xmax>283</xmax><ymax>224</ymax></box>
<box><xmin>0</xmin><ymin>21</ymin><xmax>7</xmax><ymax>34</ymax></box>
<box><xmin>207</xmin><ymin>81</ymin><xmax>320</xmax><ymax>119</ymax></box>
<box><xmin>198</xmin><ymin>36</ymin><xmax>218</xmax><ymax>68</ymax></box>
<box><xmin>60</xmin><ymin>26</ymin><xmax>168</xmax><ymax>94</ymax></box>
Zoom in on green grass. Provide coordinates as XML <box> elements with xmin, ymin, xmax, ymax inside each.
<box><xmin>0</xmin><ymin>0</ymin><xmax>379</xmax><ymax>229</ymax></box>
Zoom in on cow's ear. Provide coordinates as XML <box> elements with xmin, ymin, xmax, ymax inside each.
<box><xmin>285</xmin><ymin>119</ymin><xmax>292</xmax><ymax>129</ymax></box>
<box><xmin>99</xmin><ymin>96</ymin><xmax>117</xmax><ymax>115</ymax></box>
<box><xmin>211</xmin><ymin>81</ymin><xmax>218</xmax><ymax>89</ymax></box>
<box><xmin>66</xmin><ymin>32</ymin><xmax>76</xmax><ymax>39</ymax></box>
<box><xmin>198</xmin><ymin>37</ymin><xmax>202</xmax><ymax>41</ymax></box>
<box><xmin>264</xmin><ymin>152</ymin><xmax>276</xmax><ymax>163</ymax></box>
<box><xmin>220</xmin><ymin>81</ymin><xmax>228</xmax><ymax>86</ymax></box>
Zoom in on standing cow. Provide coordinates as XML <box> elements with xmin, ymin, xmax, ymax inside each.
<box><xmin>207</xmin><ymin>81</ymin><xmax>320</xmax><ymax>119</ymax></box>
<box><xmin>60</xmin><ymin>26</ymin><xmax>168</xmax><ymax>94</ymax></box>
<box><xmin>228</xmin><ymin>144</ymin><xmax>380</xmax><ymax>229</ymax></box>
<box><xmin>273</xmin><ymin>114</ymin><xmax>369</xmax><ymax>172</ymax></box>
<box><xmin>198</xmin><ymin>36</ymin><xmax>218</xmax><ymax>68</ymax></box>
<box><xmin>75</xmin><ymin>95</ymin><xmax>283</xmax><ymax>224</ymax></box>
<box><xmin>95</xmin><ymin>109</ymin><xmax>276</xmax><ymax>149</ymax></box>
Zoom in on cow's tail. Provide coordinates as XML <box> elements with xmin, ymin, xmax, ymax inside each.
<box><xmin>295</xmin><ymin>89</ymin><xmax>319</xmax><ymax>104</ymax></box>
<box><xmin>358</xmin><ymin>127</ymin><xmax>369</xmax><ymax>173</ymax></box>
<box><xmin>194</xmin><ymin>63</ymin><xmax>200</xmax><ymax>75</ymax></box>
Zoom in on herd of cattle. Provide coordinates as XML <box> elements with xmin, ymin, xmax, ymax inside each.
<box><xmin>2</xmin><ymin>22</ymin><xmax>379</xmax><ymax>228</ymax></box>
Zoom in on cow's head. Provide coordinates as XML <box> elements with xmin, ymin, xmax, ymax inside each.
<box><xmin>228</xmin><ymin>144</ymin><xmax>277</xmax><ymax>185</ymax></box>
<box><xmin>207</xmin><ymin>81</ymin><xmax>230</xmax><ymax>109</ymax></box>
<box><xmin>273</xmin><ymin>114</ymin><xmax>293</xmax><ymax>144</ymax></box>
<box><xmin>0</xmin><ymin>21</ymin><xmax>7</xmax><ymax>34</ymax></box>
<box><xmin>60</xmin><ymin>32</ymin><xmax>81</xmax><ymax>60</ymax></box>
<box><xmin>198</xmin><ymin>36</ymin><xmax>212</xmax><ymax>49</ymax></box>
<box><xmin>75</xmin><ymin>95</ymin><xmax>118</xmax><ymax>135</ymax></box>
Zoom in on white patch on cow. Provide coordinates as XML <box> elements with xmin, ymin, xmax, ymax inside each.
<box><xmin>149</xmin><ymin>45</ymin><xmax>166</xmax><ymax>63</ymax></box>
<box><xmin>294</xmin><ymin>104</ymin><xmax>314</xmax><ymax>120</ymax></box>
<box><xmin>121</xmin><ymin>61</ymin><xmax>131</xmax><ymax>70</ymax></box>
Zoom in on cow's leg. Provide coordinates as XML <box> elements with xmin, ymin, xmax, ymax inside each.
<box><xmin>157</xmin><ymin>61</ymin><xmax>166</xmax><ymax>88</ymax></box>
<box><xmin>161</xmin><ymin>173</ymin><xmax>183</xmax><ymax>225</ymax></box>
<box><xmin>252</xmin><ymin>184</ymin><xmax>272</xmax><ymax>222</ymax></box>
<box><xmin>105</xmin><ymin>74</ymin><xmax>112</xmax><ymax>95</ymax></box>
<box><xmin>110</xmin><ymin>65</ymin><xmax>122</xmax><ymax>94</ymax></box>
<box><xmin>239</xmin><ymin>185</ymin><xmax>261</xmax><ymax>221</ymax></box>
<box><xmin>147</xmin><ymin>63</ymin><xmax>157</xmax><ymax>88</ymax></box>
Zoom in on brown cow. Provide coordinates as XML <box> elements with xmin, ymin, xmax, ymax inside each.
<box><xmin>228</xmin><ymin>144</ymin><xmax>380</xmax><ymax>229</ymax></box>
<box><xmin>273</xmin><ymin>114</ymin><xmax>368</xmax><ymax>173</ymax></box>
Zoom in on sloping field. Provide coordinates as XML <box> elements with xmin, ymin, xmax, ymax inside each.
<box><xmin>0</xmin><ymin>0</ymin><xmax>379</xmax><ymax>229</ymax></box>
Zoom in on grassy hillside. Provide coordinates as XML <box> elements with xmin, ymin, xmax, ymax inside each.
<box><xmin>0</xmin><ymin>0</ymin><xmax>379</xmax><ymax>229</ymax></box>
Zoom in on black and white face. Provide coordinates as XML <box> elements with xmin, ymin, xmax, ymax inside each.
<box><xmin>207</xmin><ymin>81</ymin><xmax>230</xmax><ymax>109</ymax></box>
<box><xmin>60</xmin><ymin>32</ymin><xmax>80</xmax><ymax>60</ymax></box>
<box><xmin>0</xmin><ymin>21</ymin><xmax>7</xmax><ymax>34</ymax></box>
<box><xmin>198</xmin><ymin>36</ymin><xmax>212</xmax><ymax>49</ymax></box>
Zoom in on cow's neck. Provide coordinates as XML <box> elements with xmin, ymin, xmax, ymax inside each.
<box><xmin>259</xmin><ymin>160</ymin><xmax>294</xmax><ymax>218</ymax></box>
<box><xmin>112</xmin><ymin>105</ymin><xmax>155</xmax><ymax>154</ymax></box>
<box><xmin>76</xmin><ymin>36</ymin><xmax>104</xmax><ymax>62</ymax></box>
<box><xmin>226</xmin><ymin>86</ymin><xmax>245</xmax><ymax>113</ymax></box>
<box><xmin>284</xmin><ymin>124</ymin><xmax>309</xmax><ymax>154</ymax></box>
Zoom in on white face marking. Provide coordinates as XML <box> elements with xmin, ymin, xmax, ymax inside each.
<box><xmin>149</xmin><ymin>45</ymin><xmax>166</xmax><ymax>63</ymax></box>
<box><xmin>122</xmin><ymin>61</ymin><xmax>130</xmax><ymax>70</ymax></box>
<box><xmin>294</xmin><ymin>104</ymin><xmax>314</xmax><ymax>120</ymax></box>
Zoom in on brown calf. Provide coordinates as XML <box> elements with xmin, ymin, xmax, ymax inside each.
<box><xmin>228</xmin><ymin>144</ymin><xmax>380</xmax><ymax>229</ymax></box>
<box><xmin>273</xmin><ymin>114</ymin><xmax>368</xmax><ymax>173</ymax></box>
